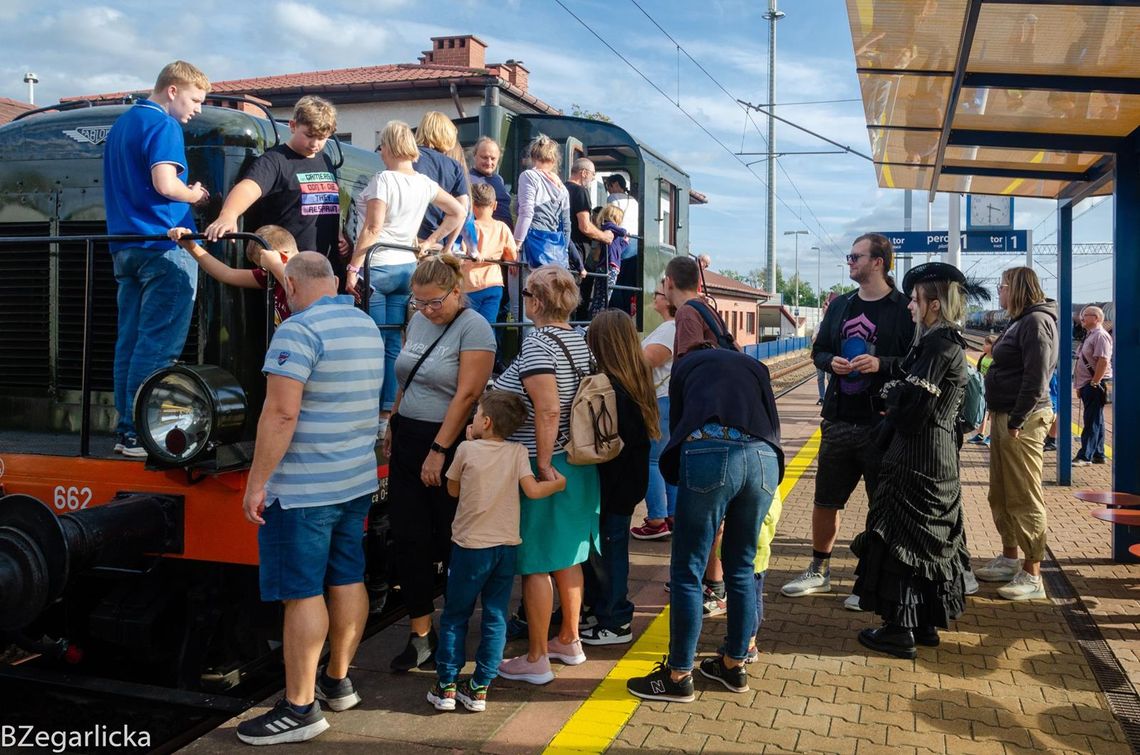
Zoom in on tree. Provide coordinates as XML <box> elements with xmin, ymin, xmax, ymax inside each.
<box><xmin>570</xmin><ymin>104</ymin><xmax>612</xmax><ymax>123</ymax></box>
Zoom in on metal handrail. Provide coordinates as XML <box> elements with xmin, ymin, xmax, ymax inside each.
<box><xmin>0</xmin><ymin>232</ymin><xmax>269</xmax><ymax>457</ymax></box>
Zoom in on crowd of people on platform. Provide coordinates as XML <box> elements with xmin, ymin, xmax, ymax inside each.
<box><xmin>102</xmin><ymin>60</ymin><xmax>1111</xmax><ymax>744</ymax></box>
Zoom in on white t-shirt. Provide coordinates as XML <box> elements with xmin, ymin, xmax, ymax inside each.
<box><xmin>358</xmin><ymin>170</ymin><xmax>440</xmax><ymax>266</ymax></box>
<box><xmin>606</xmin><ymin>192</ymin><xmax>639</xmax><ymax>237</ymax></box>
<box><xmin>642</xmin><ymin>319</ymin><xmax>675</xmax><ymax>398</ymax></box>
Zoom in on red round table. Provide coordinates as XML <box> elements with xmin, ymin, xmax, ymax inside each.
<box><xmin>1075</xmin><ymin>490</ymin><xmax>1140</xmax><ymax>508</ymax></box>
<box><xmin>1090</xmin><ymin>509</ymin><xmax>1140</xmax><ymax>525</ymax></box>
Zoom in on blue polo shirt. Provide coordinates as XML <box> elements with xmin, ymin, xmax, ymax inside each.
<box><xmin>412</xmin><ymin>146</ymin><xmax>467</xmax><ymax>239</ymax></box>
<box><xmin>262</xmin><ymin>295</ymin><xmax>384</xmax><ymax>509</ymax></box>
<box><xmin>103</xmin><ymin>100</ymin><xmax>195</xmax><ymax>252</ymax></box>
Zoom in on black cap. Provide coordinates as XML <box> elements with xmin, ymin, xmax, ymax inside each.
<box><xmin>902</xmin><ymin>262</ymin><xmax>967</xmax><ymax>296</ymax></box>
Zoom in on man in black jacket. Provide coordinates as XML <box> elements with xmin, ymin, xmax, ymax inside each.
<box><xmin>780</xmin><ymin>234</ymin><xmax>914</xmax><ymax>608</ymax></box>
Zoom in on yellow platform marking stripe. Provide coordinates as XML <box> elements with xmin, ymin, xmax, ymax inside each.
<box><xmin>543</xmin><ymin>426</ymin><xmax>824</xmax><ymax>754</ymax></box>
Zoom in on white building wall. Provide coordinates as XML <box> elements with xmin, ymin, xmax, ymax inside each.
<box><xmin>270</xmin><ymin>97</ymin><xmax>483</xmax><ymax>151</ymax></box>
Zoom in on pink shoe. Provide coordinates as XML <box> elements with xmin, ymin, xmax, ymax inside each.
<box><xmin>630</xmin><ymin>518</ymin><xmax>671</xmax><ymax>540</ymax></box>
<box><xmin>498</xmin><ymin>654</ymin><xmax>554</xmax><ymax>685</ymax></box>
<box><xmin>547</xmin><ymin>637</ymin><xmax>586</xmax><ymax>665</ymax></box>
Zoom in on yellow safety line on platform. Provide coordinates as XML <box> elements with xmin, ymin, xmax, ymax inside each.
<box><xmin>542</xmin><ymin>426</ymin><xmax>824</xmax><ymax>754</ymax></box>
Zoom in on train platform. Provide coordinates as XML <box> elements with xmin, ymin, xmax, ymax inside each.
<box><xmin>184</xmin><ymin>378</ymin><xmax>1137</xmax><ymax>754</ymax></box>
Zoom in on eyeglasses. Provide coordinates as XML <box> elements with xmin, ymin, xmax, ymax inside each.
<box><xmin>410</xmin><ymin>290</ymin><xmax>455</xmax><ymax>311</ymax></box>
<box><xmin>845</xmin><ymin>253</ymin><xmax>868</xmax><ymax>263</ymax></box>
<box><xmin>521</xmin><ymin>288</ymin><xmax>535</xmax><ymax>298</ymax></box>
<box><xmin>653</xmin><ymin>291</ymin><xmax>666</xmax><ymax>298</ymax></box>
<box><xmin>998</xmin><ymin>283</ymin><xmax>1009</xmax><ymax>290</ymax></box>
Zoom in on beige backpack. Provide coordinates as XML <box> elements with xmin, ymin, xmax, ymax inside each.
<box><xmin>539</xmin><ymin>331</ymin><xmax>624</xmax><ymax>465</ymax></box>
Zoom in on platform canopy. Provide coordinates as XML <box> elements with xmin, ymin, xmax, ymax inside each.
<box><xmin>846</xmin><ymin>0</ymin><xmax>1139</xmax><ymax>201</ymax></box>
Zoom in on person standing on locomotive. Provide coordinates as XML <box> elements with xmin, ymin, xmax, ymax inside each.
<box><xmin>469</xmin><ymin>136</ymin><xmax>513</xmax><ymax>228</ymax></box>
<box><xmin>204</xmin><ymin>97</ymin><xmax>345</xmax><ymax>284</ymax></box>
<box><xmin>103</xmin><ymin>60</ymin><xmax>211</xmax><ymax>458</ymax></box>
<box><xmin>237</xmin><ymin>253</ymin><xmax>383</xmax><ymax>745</ymax></box>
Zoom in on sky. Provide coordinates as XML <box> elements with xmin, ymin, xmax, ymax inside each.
<box><xmin>0</xmin><ymin>0</ymin><xmax>1116</xmax><ymax>302</ymax></box>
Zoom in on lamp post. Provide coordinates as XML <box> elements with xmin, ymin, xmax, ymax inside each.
<box><xmin>784</xmin><ymin>230</ymin><xmax>808</xmax><ymax>309</ymax></box>
<box><xmin>811</xmin><ymin>245</ymin><xmax>821</xmax><ymax>306</ymax></box>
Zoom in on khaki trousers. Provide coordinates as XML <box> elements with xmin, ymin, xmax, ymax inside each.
<box><xmin>988</xmin><ymin>409</ymin><xmax>1053</xmax><ymax>562</ymax></box>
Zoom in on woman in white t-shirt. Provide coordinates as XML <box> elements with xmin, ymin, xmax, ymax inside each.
<box><xmin>348</xmin><ymin>121</ymin><xmax>465</xmax><ymax>421</ymax></box>
<box><xmin>630</xmin><ymin>283</ymin><xmax>677</xmax><ymax>541</ymax></box>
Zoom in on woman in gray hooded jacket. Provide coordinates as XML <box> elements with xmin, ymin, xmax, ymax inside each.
<box><xmin>976</xmin><ymin>266</ymin><xmax>1058</xmax><ymax>601</ymax></box>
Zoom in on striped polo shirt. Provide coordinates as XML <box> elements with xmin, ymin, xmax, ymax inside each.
<box><xmin>262</xmin><ymin>294</ymin><xmax>384</xmax><ymax>509</ymax></box>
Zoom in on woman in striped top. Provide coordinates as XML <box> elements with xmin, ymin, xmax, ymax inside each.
<box><xmin>493</xmin><ymin>265</ymin><xmax>601</xmax><ymax>685</ymax></box>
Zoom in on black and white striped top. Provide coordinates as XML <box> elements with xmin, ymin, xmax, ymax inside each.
<box><xmin>493</xmin><ymin>326</ymin><xmax>592</xmax><ymax>456</ymax></box>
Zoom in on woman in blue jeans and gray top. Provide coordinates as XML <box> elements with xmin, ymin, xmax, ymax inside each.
<box><xmin>627</xmin><ymin>347</ymin><xmax>783</xmax><ymax>701</ymax></box>
<box><xmin>348</xmin><ymin>120</ymin><xmax>465</xmax><ymax>431</ymax></box>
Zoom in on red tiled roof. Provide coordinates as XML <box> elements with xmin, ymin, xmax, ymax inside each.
<box><xmin>703</xmin><ymin>269</ymin><xmax>771</xmax><ymax>299</ymax></box>
<box><xmin>64</xmin><ymin>63</ymin><xmax>559</xmax><ymax>114</ymax></box>
<box><xmin>0</xmin><ymin>97</ymin><xmax>34</xmax><ymax>125</ymax></box>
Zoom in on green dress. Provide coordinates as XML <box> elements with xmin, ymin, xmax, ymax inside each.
<box><xmin>518</xmin><ymin>453</ymin><xmax>600</xmax><ymax>575</ymax></box>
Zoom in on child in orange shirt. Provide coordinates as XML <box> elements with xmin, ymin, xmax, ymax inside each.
<box><xmin>463</xmin><ymin>183</ymin><xmax>517</xmax><ymax>325</ymax></box>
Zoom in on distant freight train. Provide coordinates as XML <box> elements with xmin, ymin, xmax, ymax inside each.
<box><xmin>967</xmin><ymin>301</ymin><xmax>1114</xmax><ymax>337</ymax></box>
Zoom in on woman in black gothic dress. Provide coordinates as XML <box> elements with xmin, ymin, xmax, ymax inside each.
<box><xmin>853</xmin><ymin>262</ymin><xmax>983</xmax><ymax>659</ymax></box>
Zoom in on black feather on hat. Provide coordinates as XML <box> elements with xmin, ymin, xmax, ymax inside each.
<box><xmin>902</xmin><ymin>262</ymin><xmax>990</xmax><ymax>304</ymax></box>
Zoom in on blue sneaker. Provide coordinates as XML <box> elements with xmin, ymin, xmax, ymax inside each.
<box><xmin>114</xmin><ymin>433</ymin><xmax>147</xmax><ymax>459</ymax></box>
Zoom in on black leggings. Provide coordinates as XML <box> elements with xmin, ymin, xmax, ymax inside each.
<box><xmin>387</xmin><ymin>414</ymin><xmax>459</xmax><ymax>619</ymax></box>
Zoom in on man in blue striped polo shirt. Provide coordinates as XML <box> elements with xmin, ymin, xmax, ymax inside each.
<box><xmin>238</xmin><ymin>252</ymin><xmax>383</xmax><ymax>745</ymax></box>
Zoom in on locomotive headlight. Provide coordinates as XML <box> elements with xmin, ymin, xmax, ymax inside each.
<box><xmin>134</xmin><ymin>365</ymin><xmax>247</xmax><ymax>466</ymax></box>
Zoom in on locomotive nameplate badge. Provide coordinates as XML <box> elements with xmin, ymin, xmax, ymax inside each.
<box><xmin>63</xmin><ymin>126</ymin><xmax>114</xmax><ymax>145</ymax></box>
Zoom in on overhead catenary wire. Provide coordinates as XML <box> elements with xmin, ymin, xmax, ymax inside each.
<box><xmin>551</xmin><ymin>0</ymin><xmax>845</xmax><ymax>262</ymax></box>
<box><xmin>623</xmin><ymin>0</ymin><xmax>850</xmax><ymax>258</ymax></box>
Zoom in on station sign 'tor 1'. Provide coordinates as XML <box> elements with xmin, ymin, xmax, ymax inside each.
<box><xmin>879</xmin><ymin>230</ymin><xmax>1030</xmax><ymax>255</ymax></box>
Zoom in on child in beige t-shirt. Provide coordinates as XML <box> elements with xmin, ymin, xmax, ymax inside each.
<box><xmin>431</xmin><ymin>391</ymin><xmax>564</xmax><ymax>713</ymax></box>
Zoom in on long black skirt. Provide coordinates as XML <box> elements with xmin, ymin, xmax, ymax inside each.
<box><xmin>853</xmin><ymin>531</ymin><xmax>966</xmax><ymax>630</ymax></box>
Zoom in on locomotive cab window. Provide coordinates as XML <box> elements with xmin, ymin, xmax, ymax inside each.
<box><xmin>658</xmin><ymin>179</ymin><xmax>677</xmax><ymax>249</ymax></box>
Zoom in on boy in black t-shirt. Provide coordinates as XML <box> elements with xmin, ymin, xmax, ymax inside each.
<box><xmin>780</xmin><ymin>234</ymin><xmax>915</xmax><ymax>607</ymax></box>
<box><xmin>205</xmin><ymin>96</ymin><xmax>345</xmax><ymax>284</ymax></box>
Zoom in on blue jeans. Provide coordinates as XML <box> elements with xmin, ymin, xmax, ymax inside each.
<box><xmin>112</xmin><ymin>247</ymin><xmax>198</xmax><ymax>437</ymax></box>
<box><xmin>582</xmin><ymin>512</ymin><xmax>635</xmax><ymax>630</ymax></box>
<box><xmin>367</xmin><ymin>263</ymin><xmax>415</xmax><ymax>411</ymax></box>
<box><xmin>1077</xmin><ymin>383</ymin><xmax>1108</xmax><ymax>461</ymax></box>
<box><xmin>466</xmin><ymin>286</ymin><xmax>503</xmax><ymax>326</ymax></box>
<box><xmin>816</xmin><ymin>369</ymin><xmax>827</xmax><ymax>401</ymax></box>
<box><xmin>436</xmin><ymin>543</ymin><xmax>517</xmax><ymax>687</ymax></box>
<box><xmin>646</xmin><ymin>395</ymin><xmax>677</xmax><ymax>520</ymax></box>
<box><xmin>668</xmin><ymin>437</ymin><xmax>778</xmax><ymax>671</ymax></box>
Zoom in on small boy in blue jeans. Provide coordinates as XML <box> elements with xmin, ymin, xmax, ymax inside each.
<box><xmin>429</xmin><ymin>391</ymin><xmax>565</xmax><ymax>712</ymax></box>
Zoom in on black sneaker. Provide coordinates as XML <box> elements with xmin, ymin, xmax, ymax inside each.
<box><xmin>505</xmin><ymin>615</ymin><xmax>528</xmax><ymax>642</ymax></box>
<box><xmin>858</xmin><ymin>624</ymin><xmax>917</xmax><ymax>660</ymax></box>
<box><xmin>315</xmin><ymin>666</ymin><xmax>361</xmax><ymax>711</ymax></box>
<box><xmin>390</xmin><ymin>627</ymin><xmax>437</xmax><ymax>672</ymax></box>
<box><xmin>1043</xmin><ymin>438</ymin><xmax>1057</xmax><ymax>452</ymax></box>
<box><xmin>113</xmin><ymin>433</ymin><xmax>147</xmax><ymax>459</ymax></box>
<box><xmin>698</xmin><ymin>655</ymin><xmax>749</xmax><ymax>693</ymax></box>
<box><xmin>1092</xmin><ymin>456</ymin><xmax>1107</xmax><ymax>465</ymax></box>
<box><xmin>716</xmin><ymin>640</ymin><xmax>760</xmax><ymax>663</ymax></box>
<box><xmin>236</xmin><ymin>698</ymin><xmax>328</xmax><ymax>745</ymax></box>
<box><xmin>915</xmin><ymin>626</ymin><xmax>940</xmax><ymax>647</ymax></box>
<box><xmin>580</xmin><ymin>624</ymin><xmax>632</xmax><ymax>646</ymax></box>
<box><xmin>626</xmin><ymin>656</ymin><xmax>695</xmax><ymax>702</ymax></box>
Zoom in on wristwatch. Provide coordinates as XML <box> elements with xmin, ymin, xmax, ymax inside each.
<box><xmin>429</xmin><ymin>441</ymin><xmax>446</xmax><ymax>455</ymax></box>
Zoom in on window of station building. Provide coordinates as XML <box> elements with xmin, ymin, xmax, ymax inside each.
<box><xmin>658</xmin><ymin>179</ymin><xmax>677</xmax><ymax>248</ymax></box>
<box><xmin>335</xmin><ymin>132</ymin><xmax>352</xmax><ymax>144</ymax></box>
<box><xmin>747</xmin><ymin>312</ymin><xmax>756</xmax><ymax>334</ymax></box>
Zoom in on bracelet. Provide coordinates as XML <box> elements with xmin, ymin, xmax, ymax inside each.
<box><xmin>429</xmin><ymin>441</ymin><xmax>446</xmax><ymax>454</ymax></box>
<box><xmin>347</xmin><ymin>264</ymin><xmax>361</xmax><ymax>274</ymax></box>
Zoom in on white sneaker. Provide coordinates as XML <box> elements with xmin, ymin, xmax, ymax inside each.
<box><xmin>780</xmin><ymin>568</ymin><xmax>831</xmax><ymax>597</ymax></box>
<box><xmin>997</xmin><ymin>570</ymin><xmax>1046</xmax><ymax>601</ymax></box>
<box><xmin>974</xmin><ymin>555</ymin><xmax>1020</xmax><ymax>583</ymax></box>
<box><xmin>963</xmin><ymin>570</ymin><xmax>979</xmax><ymax>595</ymax></box>
<box><xmin>843</xmin><ymin>594</ymin><xmax>863</xmax><ymax>611</ymax></box>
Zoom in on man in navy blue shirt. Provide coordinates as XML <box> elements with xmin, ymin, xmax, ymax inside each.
<box><xmin>468</xmin><ymin>137</ymin><xmax>513</xmax><ymax>228</ymax></box>
<box><xmin>103</xmin><ymin>60</ymin><xmax>210</xmax><ymax>457</ymax></box>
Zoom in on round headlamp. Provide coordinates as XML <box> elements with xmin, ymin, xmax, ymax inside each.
<box><xmin>134</xmin><ymin>364</ymin><xmax>247</xmax><ymax>466</ymax></box>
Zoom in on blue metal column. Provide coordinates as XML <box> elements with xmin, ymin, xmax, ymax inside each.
<box><xmin>1057</xmin><ymin>200</ymin><xmax>1073</xmax><ymax>486</ymax></box>
<box><xmin>1112</xmin><ymin>135</ymin><xmax>1140</xmax><ymax>562</ymax></box>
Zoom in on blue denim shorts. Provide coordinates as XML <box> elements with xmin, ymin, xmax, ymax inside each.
<box><xmin>258</xmin><ymin>492</ymin><xmax>375</xmax><ymax>602</ymax></box>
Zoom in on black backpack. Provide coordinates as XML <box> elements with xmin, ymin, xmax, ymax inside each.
<box><xmin>686</xmin><ymin>299</ymin><xmax>739</xmax><ymax>351</ymax></box>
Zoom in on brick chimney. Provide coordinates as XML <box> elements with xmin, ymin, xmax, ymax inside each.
<box><xmin>499</xmin><ymin>59</ymin><xmax>529</xmax><ymax>92</ymax></box>
<box><xmin>420</xmin><ymin>35</ymin><xmax>487</xmax><ymax>69</ymax></box>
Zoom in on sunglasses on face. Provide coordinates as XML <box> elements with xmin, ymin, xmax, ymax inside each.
<box><xmin>845</xmin><ymin>253</ymin><xmax>867</xmax><ymax>263</ymax></box>
<box><xmin>521</xmin><ymin>288</ymin><xmax>534</xmax><ymax>298</ymax></box>
<box><xmin>410</xmin><ymin>290</ymin><xmax>455</xmax><ymax>311</ymax></box>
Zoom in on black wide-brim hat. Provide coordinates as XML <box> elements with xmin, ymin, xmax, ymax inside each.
<box><xmin>902</xmin><ymin>262</ymin><xmax>991</xmax><ymax>303</ymax></box>
<box><xmin>903</xmin><ymin>262</ymin><xmax>966</xmax><ymax>295</ymax></box>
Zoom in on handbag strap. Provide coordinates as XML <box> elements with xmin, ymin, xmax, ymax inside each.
<box><xmin>536</xmin><ymin>328</ymin><xmax>590</xmax><ymax>379</ymax></box>
<box><xmin>402</xmin><ymin>309</ymin><xmax>466</xmax><ymax>393</ymax></box>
